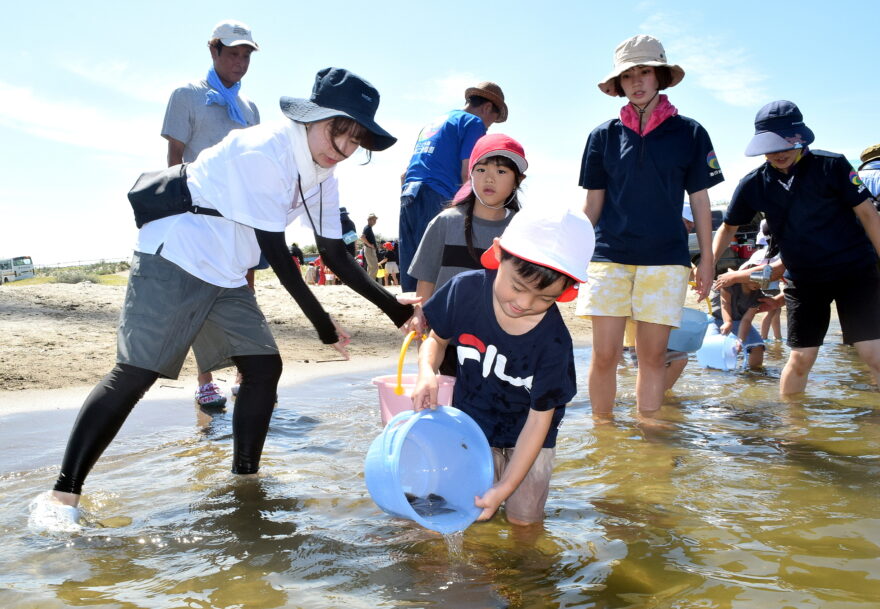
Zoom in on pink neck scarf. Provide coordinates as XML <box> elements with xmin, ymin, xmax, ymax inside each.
<box><xmin>619</xmin><ymin>94</ymin><xmax>678</xmax><ymax>136</ymax></box>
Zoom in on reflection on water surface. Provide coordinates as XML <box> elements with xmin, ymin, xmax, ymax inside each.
<box><xmin>1</xmin><ymin>327</ymin><xmax>878</xmax><ymax>608</ymax></box>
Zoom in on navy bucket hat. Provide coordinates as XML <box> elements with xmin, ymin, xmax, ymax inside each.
<box><xmin>280</xmin><ymin>67</ymin><xmax>397</xmax><ymax>151</ymax></box>
<box><xmin>745</xmin><ymin>100</ymin><xmax>815</xmax><ymax>157</ymax></box>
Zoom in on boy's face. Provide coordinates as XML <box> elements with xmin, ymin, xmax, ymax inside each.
<box><xmin>491</xmin><ymin>244</ymin><xmax>566</xmax><ymax>321</ymax></box>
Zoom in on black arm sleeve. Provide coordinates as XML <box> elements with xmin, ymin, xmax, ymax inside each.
<box><xmin>255</xmin><ymin>229</ymin><xmax>338</xmax><ymax>344</ymax></box>
<box><xmin>315</xmin><ymin>234</ymin><xmax>414</xmax><ymax>327</ymax></box>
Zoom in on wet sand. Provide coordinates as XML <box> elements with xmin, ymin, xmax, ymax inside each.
<box><xmin>0</xmin><ymin>278</ymin><xmax>594</xmax><ymax>398</ymax></box>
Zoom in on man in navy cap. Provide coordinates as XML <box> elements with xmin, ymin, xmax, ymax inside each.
<box><xmin>713</xmin><ymin>101</ymin><xmax>880</xmax><ymax>395</ymax></box>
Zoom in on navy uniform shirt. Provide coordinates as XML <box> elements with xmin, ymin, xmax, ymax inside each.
<box><xmin>423</xmin><ymin>270</ymin><xmax>576</xmax><ymax>449</ymax></box>
<box><xmin>724</xmin><ymin>150</ymin><xmax>874</xmax><ymax>282</ymax></box>
<box><xmin>581</xmin><ymin>115</ymin><xmax>724</xmax><ymax>266</ymax></box>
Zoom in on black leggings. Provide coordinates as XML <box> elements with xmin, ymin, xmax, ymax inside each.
<box><xmin>53</xmin><ymin>354</ymin><xmax>282</xmax><ymax>495</ymax></box>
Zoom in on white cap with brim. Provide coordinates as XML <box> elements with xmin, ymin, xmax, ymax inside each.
<box><xmin>211</xmin><ymin>20</ymin><xmax>258</xmax><ymax>49</ymax></box>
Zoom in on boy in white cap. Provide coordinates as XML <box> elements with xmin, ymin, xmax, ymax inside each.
<box><xmin>713</xmin><ymin>100</ymin><xmax>880</xmax><ymax>394</ymax></box>
<box><xmin>411</xmin><ymin>206</ymin><xmax>594</xmax><ymax>526</ymax></box>
<box><xmin>162</xmin><ymin>19</ymin><xmax>261</xmax><ymax>409</ymax></box>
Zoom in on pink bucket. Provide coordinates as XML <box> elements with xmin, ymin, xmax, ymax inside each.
<box><xmin>371</xmin><ymin>374</ymin><xmax>455</xmax><ymax>425</ymax></box>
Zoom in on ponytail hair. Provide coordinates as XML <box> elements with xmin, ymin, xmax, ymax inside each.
<box><xmin>448</xmin><ymin>155</ymin><xmax>524</xmax><ymax>263</ymax></box>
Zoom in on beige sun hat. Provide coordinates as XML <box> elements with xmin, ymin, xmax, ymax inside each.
<box><xmin>859</xmin><ymin>143</ymin><xmax>880</xmax><ymax>170</ymax></box>
<box><xmin>598</xmin><ymin>34</ymin><xmax>685</xmax><ymax>97</ymax></box>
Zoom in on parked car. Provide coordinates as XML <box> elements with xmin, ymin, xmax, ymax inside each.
<box><xmin>688</xmin><ymin>210</ymin><xmax>762</xmax><ymax>274</ymax></box>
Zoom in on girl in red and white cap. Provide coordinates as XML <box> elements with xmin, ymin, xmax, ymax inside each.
<box><xmin>407</xmin><ymin>133</ymin><xmax>527</xmax><ymax>372</ymax></box>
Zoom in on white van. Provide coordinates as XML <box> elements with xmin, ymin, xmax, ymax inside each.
<box><xmin>0</xmin><ymin>256</ymin><xmax>35</xmax><ymax>284</ymax></box>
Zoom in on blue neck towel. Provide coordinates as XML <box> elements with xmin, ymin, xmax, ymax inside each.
<box><xmin>205</xmin><ymin>68</ymin><xmax>247</xmax><ymax>126</ymax></box>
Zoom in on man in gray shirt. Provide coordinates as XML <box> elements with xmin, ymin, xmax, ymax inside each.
<box><xmin>162</xmin><ymin>19</ymin><xmax>260</xmax><ymax>165</ymax></box>
<box><xmin>161</xmin><ymin>19</ymin><xmax>259</xmax><ymax>409</ymax></box>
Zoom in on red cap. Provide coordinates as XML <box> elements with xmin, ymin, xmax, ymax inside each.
<box><xmin>467</xmin><ymin>134</ymin><xmax>527</xmax><ymax>175</ymax></box>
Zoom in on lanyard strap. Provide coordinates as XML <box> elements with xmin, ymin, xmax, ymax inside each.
<box><xmin>297</xmin><ymin>175</ymin><xmax>324</xmax><ymax>236</ymax></box>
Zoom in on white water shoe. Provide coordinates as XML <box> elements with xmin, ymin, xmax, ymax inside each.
<box><xmin>28</xmin><ymin>491</ymin><xmax>82</xmax><ymax>534</ymax></box>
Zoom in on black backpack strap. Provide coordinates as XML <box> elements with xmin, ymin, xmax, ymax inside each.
<box><xmin>180</xmin><ymin>164</ymin><xmax>223</xmax><ymax>219</ymax></box>
<box><xmin>189</xmin><ymin>205</ymin><xmax>223</xmax><ymax>218</ymax></box>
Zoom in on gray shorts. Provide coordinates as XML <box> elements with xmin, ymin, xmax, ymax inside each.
<box><xmin>492</xmin><ymin>446</ymin><xmax>555</xmax><ymax>524</ymax></box>
<box><xmin>117</xmin><ymin>252</ymin><xmax>279</xmax><ymax>378</ymax></box>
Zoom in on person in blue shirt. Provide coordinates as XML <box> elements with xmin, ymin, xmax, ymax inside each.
<box><xmin>713</xmin><ymin>101</ymin><xmax>880</xmax><ymax>395</ymax></box>
<box><xmin>398</xmin><ymin>82</ymin><xmax>508</xmax><ymax>292</ymax></box>
<box><xmin>576</xmin><ymin>34</ymin><xmax>723</xmax><ymax>419</ymax></box>
<box><xmin>411</xmin><ymin>206</ymin><xmax>595</xmax><ymax>526</ymax></box>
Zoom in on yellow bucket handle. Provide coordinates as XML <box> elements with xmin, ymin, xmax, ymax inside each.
<box><xmin>395</xmin><ymin>330</ymin><xmax>426</xmax><ymax>395</ymax></box>
<box><xmin>688</xmin><ymin>281</ymin><xmax>713</xmax><ymax>316</ymax></box>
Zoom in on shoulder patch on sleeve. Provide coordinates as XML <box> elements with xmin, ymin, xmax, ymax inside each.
<box><xmin>707</xmin><ymin>150</ymin><xmax>720</xmax><ymax>170</ymax></box>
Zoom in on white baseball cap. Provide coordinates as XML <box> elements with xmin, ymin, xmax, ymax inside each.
<box><xmin>481</xmin><ymin>205</ymin><xmax>595</xmax><ymax>302</ymax></box>
<box><xmin>211</xmin><ymin>20</ymin><xmax>258</xmax><ymax>49</ymax></box>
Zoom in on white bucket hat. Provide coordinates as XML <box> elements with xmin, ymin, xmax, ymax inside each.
<box><xmin>598</xmin><ymin>34</ymin><xmax>684</xmax><ymax>96</ymax></box>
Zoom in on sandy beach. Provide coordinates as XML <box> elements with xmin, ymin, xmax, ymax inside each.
<box><xmin>0</xmin><ymin>277</ymin><xmax>594</xmax><ymax>395</ymax></box>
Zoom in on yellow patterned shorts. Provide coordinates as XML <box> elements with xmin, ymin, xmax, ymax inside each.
<box><xmin>575</xmin><ymin>262</ymin><xmax>691</xmax><ymax>327</ymax></box>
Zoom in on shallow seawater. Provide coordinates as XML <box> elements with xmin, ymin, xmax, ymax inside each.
<box><xmin>1</xmin><ymin>318</ymin><xmax>878</xmax><ymax>608</ymax></box>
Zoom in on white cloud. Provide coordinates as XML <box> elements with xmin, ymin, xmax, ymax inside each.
<box><xmin>60</xmin><ymin>58</ymin><xmax>176</xmax><ymax>104</ymax></box>
<box><xmin>402</xmin><ymin>71</ymin><xmax>480</xmax><ymax>107</ymax></box>
<box><xmin>638</xmin><ymin>13</ymin><xmax>767</xmax><ymax>107</ymax></box>
<box><xmin>0</xmin><ymin>80</ymin><xmax>161</xmax><ymax>161</ymax></box>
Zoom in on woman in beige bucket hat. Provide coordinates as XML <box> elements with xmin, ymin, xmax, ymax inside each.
<box><xmin>575</xmin><ymin>34</ymin><xmax>724</xmax><ymax>420</ymax></box>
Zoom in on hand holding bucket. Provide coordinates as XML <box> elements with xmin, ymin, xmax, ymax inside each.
<box><xmin>371</xmin><ymin>331</ymin><xmax>455</xmax><ymax>424</ymax></box>
<box><xmin>364</xmin><ymin>406</ymin><xmax>493</xmax><ymax>534</ymax></box>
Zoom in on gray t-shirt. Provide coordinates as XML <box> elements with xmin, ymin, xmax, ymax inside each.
<box><xmin>409</xmin><ymin>206</ymin><xmax>513</xmax><ymax>289</ymax></box>
<box><xmin>711</xmin><ymin>283</ymin><xmax>760</xmax><ymax>322</ymax></box>
<box><xmin>161</xmin><ymin>79</ymin><xmax>260</xmax><ymax>162</ymax></box>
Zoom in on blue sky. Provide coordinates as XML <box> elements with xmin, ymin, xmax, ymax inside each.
<box><xmin>4</xmin><ymin>0</ymin><xmax>878</xmax><ymax>265</ymax></box>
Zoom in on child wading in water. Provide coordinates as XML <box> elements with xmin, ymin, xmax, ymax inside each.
<box><xmin>412</xmin><ymin>206</ymin><xmax>594</xmax><ymax>526</ymax></box>
<box><xmin>709</xmin><ymin>262</ymin><xmax>766</xmax><ymax>369</ymax></box>
<box><xmin>576</xmin><ymin>34</ymin><xmax>724</xmax><ymax>420</ymax></box>
<box><xmin>407</xmin><ymin>134</ymin><xmax>526</xmax><ymax>372</ymax></box>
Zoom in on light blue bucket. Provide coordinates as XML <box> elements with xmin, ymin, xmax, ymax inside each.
<box><xmin>696</xmin><ymin>332</ymin><xmax>740</xmax><ymax>371</ymax></box>
<box><xmin>364</xmin><ymin>406</ymin><xmax>493</xmax><ymax>534</ymax></box>
<box><xmin>668</xmin><ymin>307</ymin><xmax>712</xmax><ymax>353</ymax></box>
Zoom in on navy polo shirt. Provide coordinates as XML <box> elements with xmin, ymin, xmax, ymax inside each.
<box><xmin>423</xmin><ymin>270</ymin><xmax>575</xmax><ymax>449</ymax></box>
<box><xmin>724</xmin><ymin>150</ymin><xmax>875</xmax><ymax>282</ymax></box>
<box><xmin>580</xmin><ymin>115</ymin><xmax>724</xmax><ymax>266</ymax></box>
